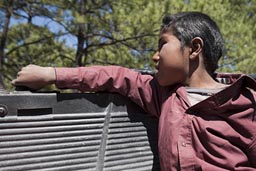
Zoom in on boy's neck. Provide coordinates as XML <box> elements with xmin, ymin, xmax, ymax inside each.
<box><xmin>186</xmin><ymin>69</ymin><xmax>225</xmax><ymax>89</ymax></box>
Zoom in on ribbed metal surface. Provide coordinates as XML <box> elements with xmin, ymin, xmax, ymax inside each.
<box><xmin>104</xmin><ymin>112</ymin><xmax>154</xmax><ymax>171</ymax></box>
<box><xmin>0</xmin><ymin>93</ymin><xmax>160</xmax><ymax>171</ymax></box>
<box><xmin>0</xmin><ymin>113</ymin><xmax>106</xmax><ymax>171</ymax></box>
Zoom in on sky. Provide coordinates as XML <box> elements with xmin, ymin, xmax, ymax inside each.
<box><xmin>9</xmin><ymin>15</ymin><xmax>77</xmax><ymax>49</ymax></box>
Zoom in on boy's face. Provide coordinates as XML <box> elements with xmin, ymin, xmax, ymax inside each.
<box><xmin>153</xmin><ymin>33</ymin><xmax>190</xmax><ymax>86</ymax></box>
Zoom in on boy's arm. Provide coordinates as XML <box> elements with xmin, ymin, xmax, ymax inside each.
<box><xmin>55</xmin><ymin>65</ymin><xmax>161</xmax><ymax>117</ymax></box>
<box><xmin>12</xmin><ymin>65</ymin><xmax>161</xmax><ymax>117</ymax></box>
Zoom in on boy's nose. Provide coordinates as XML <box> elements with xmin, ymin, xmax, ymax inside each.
<box><xmin>152</xmin><ymin>52</ymin><xmax>160</xmax><ymax>63</ymax></box>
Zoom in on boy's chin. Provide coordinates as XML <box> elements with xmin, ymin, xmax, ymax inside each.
<box><xmin>155</xmin><ymin>72</ymin><xmax>185</xmax><ymax>87</ymax></box>
<box><xmin>156</xmin><ymin>77</ymin><xmax>176</xmax><ymax>87</ymax></box>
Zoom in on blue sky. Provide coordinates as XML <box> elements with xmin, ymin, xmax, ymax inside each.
<box><xmin>10</xmin><ymin>15</ymin><xmax>77</xmax><ymax>49</ymax></box>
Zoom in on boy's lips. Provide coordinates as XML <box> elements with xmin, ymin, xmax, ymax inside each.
<box><xmin>154</xmin><ymin>67</ymin><xmax>159</xmax><ymax>72</ymax></box>
<box><xmin>155</xmin><ymin>63</ymin><xmax>159</xmax><ymax>70</ymax></box>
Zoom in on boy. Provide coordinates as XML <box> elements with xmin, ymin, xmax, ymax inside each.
<box><xmin>12</xmin><ymin>12</ymin><xmax>256</xmax><ymax>170</ymax></box>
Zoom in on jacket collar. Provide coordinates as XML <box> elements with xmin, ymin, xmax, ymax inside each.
<box><xmin>175</xmin><ymin>74</ymin><xmax>256</xmax><ymax>114</ymax></box>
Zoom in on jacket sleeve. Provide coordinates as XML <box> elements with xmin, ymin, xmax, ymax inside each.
<box><xmin>246</xmin><ymin>90</ymin><xmax>256</xmax><ymax>167</ymax></box>
<box><xmin>55</xmin><ymin>65</ymin><xmax>162</xmax><ymax>118</ymax></box>
<box><xmin>248</xmin><ymin>141</ymin><xmax>256</xmax><ymax>167</ymax></box>
<box><xmin>248</xmin><ymin>91</ymin><xmax>256</xmax><ymax>167</ymax></box>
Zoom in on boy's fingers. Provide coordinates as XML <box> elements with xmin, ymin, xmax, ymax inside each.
<box><xmin>11</xmin><ymin>80</ymin><xmax>15</xmax><ymax>86</ymax></box>
<box><xmin>11</xmin><ymin>79</ymin><xmax>20</xmax><ymax>86</ymax></box>
<box><xmin>11</xmin><ymin>73</ymin><xmax>25</xmax><ymax>86</ymax></box>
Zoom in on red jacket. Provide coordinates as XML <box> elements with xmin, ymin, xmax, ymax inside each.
<box><xmin>55</xmin><ymin>66</ymin><xmax>256</xmax><ymax>171</ymax></box>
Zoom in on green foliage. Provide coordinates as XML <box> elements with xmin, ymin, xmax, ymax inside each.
<box><xmin>218</xmin><ymin>0</ymin><xmax>256</xmax><ymax>74</ymax></box>
<box><xmin>3</xmin><ymin>23</ymin><xmax>75</xmax><ymax>90</ymax></box>
<box><xmin>0</xmin><ymin>0</ymin><xmax>255</xmax><ymax>91</ymax></box>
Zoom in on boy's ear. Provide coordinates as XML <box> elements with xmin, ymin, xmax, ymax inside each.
<box><xmin>189</xmin><ymin>37</ymin><xmax>204</xmax><ymax>60</ymax></box>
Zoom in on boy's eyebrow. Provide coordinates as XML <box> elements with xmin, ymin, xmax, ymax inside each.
<box><xmin>158</xmin><ymin>36</ymin><xmax>165</xmax><ymax>44</ymax></box>
<box><xmin>158</xmin><ymin>36</ymin><xmax>166</xmax><ymax>50</ymax></box>
<box><xmin>158</xmin><ymin>35</ymin><xmax>168</xmax><ymax>46</ymax></box>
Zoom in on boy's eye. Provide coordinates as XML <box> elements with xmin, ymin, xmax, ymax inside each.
<box><xmin>158</xmin><ymin>37</ymin><xmax>167</xmax><ymax>51</ymax></box>
<box><xmin>158</xmin><ymin>40</ymin><xmax>166</xmax><ymax>51</ymax></box>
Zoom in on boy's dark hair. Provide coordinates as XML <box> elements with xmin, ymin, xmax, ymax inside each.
<box><xmin>160</xmin><ymin>12</ymin><xmax>224</xmax><ymax>74</ymax></box>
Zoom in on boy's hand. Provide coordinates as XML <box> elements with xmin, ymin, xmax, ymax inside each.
<box><xmin>11</xmin><ymin>64</ymin><xmax>56</xmax><ymax>90</ymax></box>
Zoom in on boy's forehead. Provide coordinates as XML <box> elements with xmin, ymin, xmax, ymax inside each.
<box><xmin>159</xmin><ymin>33</ymin><xmax>167</xmax><ymax>40</ymax></box>
<box><xmin>159</xmin><ymin>32</ymin><xmax>174</xmax><ymax>40</ymax></box>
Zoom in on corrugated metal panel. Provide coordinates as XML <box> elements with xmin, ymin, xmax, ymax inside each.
<box><xmin>0</xmin><ymin>93</ymin><xmax>160</xmax><ymax>171</ymax></box>
<box><xmin>104</xmin><ymin>112</ymin><xmax>155</xmax><ymax>171</ymax></box>
<box><xmin>0</xmin><ymin>112</ymin><xmax>106</xmax><ymax>171</ymax></box>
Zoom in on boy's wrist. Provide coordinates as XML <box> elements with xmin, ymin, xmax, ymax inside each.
<box><xmin>47</xmin><ymin>67</ymin><xmax>57</xmax><ymax>84</ymax></box>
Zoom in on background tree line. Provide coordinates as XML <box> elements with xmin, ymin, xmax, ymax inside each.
<box><xmin>0</xmin><ymin>0</ymin><xmax>256</xmax><ymax>91</ymax></box>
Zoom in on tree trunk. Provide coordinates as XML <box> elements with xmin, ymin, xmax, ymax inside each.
<box><xmin>75</xmin><ymin>0</ymin><xmax>86</xmax><ymax>66</ymax></box>
<box><xmin>0</xmin><ymin>0</ymin><xmax>14</xmax><ymax>92</ymax></box>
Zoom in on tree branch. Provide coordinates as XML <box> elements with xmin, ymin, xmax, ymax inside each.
<box><xmin>6</xmin><ymin>36</ymin><xmax>53</xmax><ymax>56</ymax></box>
<box><xmin>85</xmin><ymin>33</ymin><xmax>157</xmax><ymax>50</ymax></box>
